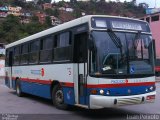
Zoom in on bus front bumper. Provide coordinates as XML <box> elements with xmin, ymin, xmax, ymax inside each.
<box><xmin>89</xmin><ymin>91</ymin><xmax>156</xmax><ymax>109</ymax></box>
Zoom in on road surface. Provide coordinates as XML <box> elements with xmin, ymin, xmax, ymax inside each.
<box><xmin>0</xmin><ymin>78</ymin><xmax>160</xmax><ymax>120</ymax></box>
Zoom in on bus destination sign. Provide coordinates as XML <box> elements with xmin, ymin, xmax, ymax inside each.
<box><xmin>111</xmin><ymin>21</ymin><xmax>142</xmax><ymax>31</ymax></box>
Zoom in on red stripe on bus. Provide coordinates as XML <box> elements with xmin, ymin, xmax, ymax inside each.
<box><xmin>11</xmin><ymin>77</ymin><xmax>74</xmax><ymax>87</ymax></box>
<box><xmin>12</xmin><ymin>77</ymin><xmax>52</xmax><ymax>85</ymax></box>
<box><xmin>60</xmin><ymin>82</ymin><xmax>74</xmax><ymax>87</ymax></box>
<box><xmin>87</xmin><ymin>82</ymin><xmax>155</xmax><ymax>88</ymax></box>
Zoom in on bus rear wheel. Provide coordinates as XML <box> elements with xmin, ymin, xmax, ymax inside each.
<box><xmin>16</xmin><ymin>80</ymin><xmax>23</xmax><ymax>97</ymax></box>
<box><xmin>52</xmin><ymin>84</ymin><xmax>68</xmax><ymax>109</ymax></box>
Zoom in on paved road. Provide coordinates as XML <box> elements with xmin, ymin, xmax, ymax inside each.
<box><xmin>0</xmin><ymin>78</ymin><xmax>160</xmax><ymax>120</ymax></box>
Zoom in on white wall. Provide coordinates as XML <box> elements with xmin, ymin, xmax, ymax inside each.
<box><xmin>0</xmin><ymin>60</ymin><xmax>5</xmax><ymax>77</ymax></box>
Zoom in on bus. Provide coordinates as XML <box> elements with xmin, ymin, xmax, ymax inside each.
<box><xmin>5</xmin><ymin>15</ymin><xmax>156</xmax><ymax>109</ymax></box>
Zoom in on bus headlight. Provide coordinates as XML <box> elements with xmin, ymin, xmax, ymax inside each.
<box><xmin>100</xmin><ymin>89</ymin><xmax>104</xmax><ymax>95</ymax></box>
<box><xmin>146</xmin><ymin>88</ymin><xmax>148</xmax><ymax>92</ymax></box>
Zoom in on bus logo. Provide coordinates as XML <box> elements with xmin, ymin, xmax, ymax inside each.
<box><xmin>31</xmin><ymin>68</ymin><xmax>45</xmax><ymax>77</ymax></box>
<box><xmin>41</xmin><ymin>68</ymin><xmax>44</xmax><ymax>77</ymax></box>
<box><xmin>111</xmin><ymin>79</ymin><xmax>128</xmax><ymax>84</ymax></box>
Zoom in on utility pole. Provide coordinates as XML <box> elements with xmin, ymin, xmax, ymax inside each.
<box><xmin>155</xmin><ymin>0</ymin><xmax>157</xmax><ymax>8</ymax></box>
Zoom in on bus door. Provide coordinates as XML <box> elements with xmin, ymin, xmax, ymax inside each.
<box><xmin>5</xmin><ymin>51</ymin><xmax>13</xmax><ymax>88</ymax></box>
<box><xmin>74</xmin><ymin>32</ymin><xmax>88</xmax><ymax>105</ymax></box>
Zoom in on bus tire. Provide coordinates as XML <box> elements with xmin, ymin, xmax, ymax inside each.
<box><xmin>52</xmin><ymin>84</ymin><xmax>68</xmax><ymax>110</ymax></box>
<box><xmin>16</xmin><ymin>80</ymin><xmax>23</xmax><ymax>97</ymax></box>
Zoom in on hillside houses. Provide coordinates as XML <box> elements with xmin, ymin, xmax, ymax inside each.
<box><xmin>0</xmin><ymin>2</ymin><xmax>74</xmax><ymax>26</ymax></box>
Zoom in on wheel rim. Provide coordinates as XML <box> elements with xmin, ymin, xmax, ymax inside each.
<box><xmin>55</xmin><ymin>89</ymin><xmax>64</xmax><ymax>104</ymax></box>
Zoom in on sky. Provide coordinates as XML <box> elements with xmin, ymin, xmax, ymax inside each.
<box><xmin>50</xmin><ymin>0</ymin><xmax>160</xmax><ymax>8</ymax></box>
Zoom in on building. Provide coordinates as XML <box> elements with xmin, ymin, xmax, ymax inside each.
<box><xmin>8</xmin><ymin>6</ymin><xmax>22</xmax><ymax>16</ymax></box>
<box><xmin>0</xmin><ymin>12</ymin><xmax>8</xmax><ymax>17</ymax></box>
<box><xmin>50</xmin><ymin>16</ymin><xmax>61</xmax><ymax>26</ymax></box>
<box><xmin>140</xmin><ymin>12</ymin><xmax>160</xmax><ymax>75</ymax></box>
<box><xmin>42</xmin><ymin>3</ymin><xmax>52</xmax><ymax>10</ymax></box>
<box><xmin>0</xmin><ymin>6</ymin><xmax>8</xmax><ymax>18</ymax></box>
<box><xmin>140</xmin><ymin>13</ymin><xmax>160</xmax><ymax>59</ymax></box>
<box><xmin>35</xmin><ymin>12</ymin><xmax>46</xmax><ymax>24</ymax></box>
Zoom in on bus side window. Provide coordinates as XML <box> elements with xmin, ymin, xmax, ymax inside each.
<box><xmin>13</xmin><ymin>46</ymin><xmax>20</xmax><ymax>65</ymax></box>
<box><xmin>29</xmin><ymin>40</ymin><xmax>40</xmax><ymax>64</ymax></box>
<box><xmin>73</xmin><ymin>32</ymin><xmax>88</xmax><ymax>63</ymax></box>
<box><xmin>21</xmin><ymin>43</ymin><xmax>29</xmax><ymax>65</ymax></box>
<box><xmin>53</xmin><ymin>32</ymin><xmax>72</xmax><ymax>61</ymax></box>
<box><xmin>5</xmin><ymin>49</ymin><xmax>13</xmax><ymax>67</ymax></box>
<box><xmin>40</xmin><ymin>36</ymin><xmax>53</xmax><ymax>63</ymax></box>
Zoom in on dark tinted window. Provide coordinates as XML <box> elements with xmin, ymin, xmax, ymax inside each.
<box><xmin>40</xmin><ymin>37</ymin><xmax>53</xmax><ymax>63</ymax></box>
<box><xmin>54</xmin><ymin>32</ymin><xmax>72</xmax><ymax>61</ymax></box>
<box><xmin>57</xmin><ymin>32</ymin><xmax>71</xmax><ymax>47</ymax></box>
<box><xmin>30</xmin><ymin>41</ymin><xmax>40</xmax><ymax>52</ymax></box>
<box><xmin>146</xmin><ymin>17</ymin><xmax>150</xmax><ymax>23</ymax></box>
<box><xmin>29</xmin><ymin>40</ymin><xmax>40</xmax><ymax>64</ymax></box>
<box><xmin>151</xmin><ymin>15</ymin><xmax>159</xmax><ymax>22</ymax></box>
<box><xmin>21</xmin><ymin>44</ymin><xmax>28</xmax><ymax>64</ymax></box>
<box><xmin>13</xmin><ymin>46</ymin><xmax>20</xmax><ymax>65</ymax></box>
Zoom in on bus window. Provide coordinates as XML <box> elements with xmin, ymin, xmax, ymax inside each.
<box><xmin>54</xmin><ymin>32</ymin><xmax>72</xmax><ymax>61</ymax></box>
<box><xmin>146</xmin><ymin>17</ymin><xmax>150</xmax><ymax>23</ymax></box>
<box><xmin>21</xmin><ymin>44</ymin><xmax>28</xmax><ymax>64</ymax></box>
<box><xmin>151</xmin><ymin>15</ymin><xmax>159</xmax><ymax>22</ymax></box>
<box><xmin>40</xmin><ymin>36</ymin><xmax>53</xmax><ymax>63</ymax></box>
<box><xmin>29</xmin><ymin>40</ymin><xmax>40</xmax><ymax>64</ymax></box>
<box><xmin>13</xmin><ymin>46</ymin><xmax>20</xmax><ymax>65</ymax></box>
<box><xmin>57</xmin><ymin>32</ymin><xmax>71</xmax><ymax>47</ymax></box>
<box><xmin>73</xmin><ymin>32</ymin><xmax>88</xmax><ymax>63</ymax></box>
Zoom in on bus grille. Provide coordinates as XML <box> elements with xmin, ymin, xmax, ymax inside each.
<box><xmin>117</xmin><ymin>97</ymin><xmax>142</xmax><ymax>106</ymax></box>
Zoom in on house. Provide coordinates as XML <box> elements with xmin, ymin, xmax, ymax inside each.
<box><xmin>66</xmin><ymin>8</ymin><xmax>74</xmax><ymax>12</ymax></box>
<box><xmin>42</xmin><ymin>3</ymin><xmax>52</xmax><ymax>10</ymax></box>
<box><xmin>8</xmin><ymin>6</ymin><xmax>22</xmax><ymax>16</ymax></box>
<box><xmin>0</xmin><ymin>12</ymin><xmax>8</xmax><ymax>18</ymax></box>
<box><xmin>0</xmin><ymin>6</ymin><xmax>8</xmax><ymax>12</ymax></box>
<box><xmin>35</xmin><ymin>12</ymin><xmax>46</xmax><ymax>24</ymax></box>
<box><xmin>50</xmin><ymin>16</ymin><xmax>61</xmax><ymax>26</ymax></box>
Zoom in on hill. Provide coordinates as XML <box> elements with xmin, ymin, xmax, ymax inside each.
<box><xmin>0</xmin><ymin>0</ymin><xmax>147</xmax><ymax>43</ymax></box>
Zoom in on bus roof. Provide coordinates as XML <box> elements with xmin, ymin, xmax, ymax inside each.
<box><xmin>6</xmin><ymin>15</ymin><xmax>145</xmax><ymax>49</ymax></box>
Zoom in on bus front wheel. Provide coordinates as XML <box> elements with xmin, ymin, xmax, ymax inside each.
<box><xmin>16</xmin><ymin>80</ymin><xmax>23</xmax><ymax>97</ymax></box>
<box><xmin>52</xmin><ymin>84</ymin><xmax>68</xmax><ymax>109</ymax></box>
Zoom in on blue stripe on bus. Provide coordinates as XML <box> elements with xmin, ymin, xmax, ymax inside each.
<box><xmin>21</xmin><ymin>81</ymin><xmax>51</xmax><ymax>99</ymax></box>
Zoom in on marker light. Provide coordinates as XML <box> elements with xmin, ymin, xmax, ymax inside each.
<box><xmin>106</xmin><ymin>90</ymin><xmax>110</xmax><ymax>95</ymax></box>
<box><xmin>150</xmin><ymin>86</ymin><xmax>154</xmax><ymax>91</ymax></box>
<box><xmin>90</xmin><ymin>90</ymin><xmax>97</xmax><ymax>94</ymax></box>
<box><xmin>146</xmin><ymin>95</ymin><xmax>155</xmax><ymax>100</ymax></box>
<box><xmin>100</xmin><ymin>89</ymin><xmax>104</xmax><ymax>95</ymax></box>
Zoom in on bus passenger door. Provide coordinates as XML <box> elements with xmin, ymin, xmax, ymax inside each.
<box><xmin>5</xmin><ymin>51</ymin><xmax>13</xmax><ymax>88</ymax></box>
<box><xmin>74</xmin><ymin>32</ymin><xmax>88</xmax><ymax>105</ymax></box>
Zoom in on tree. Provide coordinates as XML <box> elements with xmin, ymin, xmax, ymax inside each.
<box><xmin>53</xmin><ymin>8</ymin><xmax>59</xmax><ymax>17</ymax></box>
<box><xmin>45</xmin><ymin>8</ymin><xmax>54</xmax><ymax>16</ymax></box>
<box><xmin>45</xmin><ymin>16</ymin><xmax>52</xmax><ymax>27</ymax></box>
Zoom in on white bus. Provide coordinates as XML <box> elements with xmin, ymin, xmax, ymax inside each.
<box><xmin>5</xmin><ymin>15</ymin><xmax>156</xmax><ymax>109</ymax></box>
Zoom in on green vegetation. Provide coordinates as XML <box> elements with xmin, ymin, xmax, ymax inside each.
<box><xmin>0</xmin><ymin>0</ymin><xmax>147</xmax><ymax>44</ymax></box>
<box><xmin>0</xmin><ymin>15</ymin><xmax>48</xmax><ymax>43</ymax></box>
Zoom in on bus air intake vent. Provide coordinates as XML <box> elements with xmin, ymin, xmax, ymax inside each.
<box><xmin>117</xmin><ymin>97</ymin><xmax>142</xmax><ymax>106</ymax></box>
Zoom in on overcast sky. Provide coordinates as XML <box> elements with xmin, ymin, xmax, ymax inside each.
<box><xmin>51</xmin><ymin>0</ymin><xmax>160</xmax><ymax>8</ymax></box>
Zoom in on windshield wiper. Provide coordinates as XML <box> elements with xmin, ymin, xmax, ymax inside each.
<box><xmin>107</xmin><ymin>29</ymin><xmax>123</xmax><ymax>57</ymax></box>
<box><xmin>107</xmin><ymin>29</ymin><xmax>122</xmax><ymax>48</ymax></box>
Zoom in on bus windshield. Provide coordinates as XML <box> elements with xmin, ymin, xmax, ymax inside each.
<box><xmin>90</xmin><ymin>31</ymin><xmax>154</xmax><ymax>76</ymax></box>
